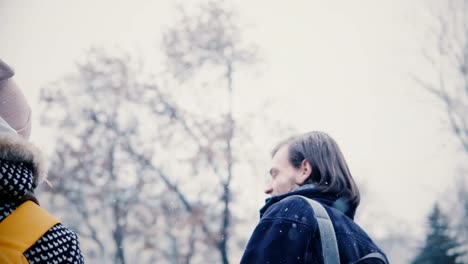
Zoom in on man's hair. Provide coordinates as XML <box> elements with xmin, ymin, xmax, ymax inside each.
<box><xmin>272</xmin><ymin>131</ymin><xmax>360</xmax><ymax>210</ymax></box>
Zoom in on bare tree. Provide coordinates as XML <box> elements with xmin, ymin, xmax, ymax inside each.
<box><xmin>162</xmin><ymin>1</ymin><xmax>257</xmax><ymax>263</ymax></box>
<box><xmin>414</xmin><ymin>0</ymin><xmax>468</xmax><ymax>154</ymax></box>
<box><xmin>38</xmin><ymin>1</ymin><xmax>264</xmax><ymax>263</ymax></box>
<box><xmin>39</xmin><ymin>49</ymin><xmax>212</xmax><ymax>263</ymax></box>
<box><xmin>39</xmin><ymin>49</ymin><xmax>159</xmax><ymax>263</ymax></box>
<box><xmin>414</xmin><ymin>0</ymin><xmax>468</xmax><ymax>261</ymax></box>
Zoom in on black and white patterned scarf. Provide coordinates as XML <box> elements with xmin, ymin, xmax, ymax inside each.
<box><xmin>0</xmin><ymin>158</ymin><xmax>84</xmax><ymax>264</ymax></box>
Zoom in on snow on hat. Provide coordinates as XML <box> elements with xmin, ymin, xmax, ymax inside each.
<box><xmin>0</xmin><ymin>59</ymin><xmax>32</xmax><ymax>139</ymax></box>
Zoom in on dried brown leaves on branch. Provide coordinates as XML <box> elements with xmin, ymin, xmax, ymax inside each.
<box><xmin>40</xmin><ymin>48</ymin><xmax>217</xmax><ymax>263</ymax></box>
<box><xmin>38</xmin><ymin>1</ymin><xmax>261</xmax><ymax>263</ymax></box>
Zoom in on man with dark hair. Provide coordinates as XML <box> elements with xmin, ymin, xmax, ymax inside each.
<box><xmin>240</xmin><ymin>131</ymin><xmax>387</xmax><ymax>263</ymax></box>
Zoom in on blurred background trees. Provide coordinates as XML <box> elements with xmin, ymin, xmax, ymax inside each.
<box><xmin>413</xmin><ymin>0</ymin><xmax>468</xmax><ymax>262</ymax></box>
<box><xmin>37</xmin><ymin>1</ymin><xmax>269</xmax><ymax>263</ymax></box>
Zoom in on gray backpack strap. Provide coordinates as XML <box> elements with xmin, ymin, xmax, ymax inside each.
<box><xmin>353</xmin><ymin>252</ymin><xmax>388</xmax><ymax>264</ymax></box>
<box><xmin>290</xmin><ymin>195</ymin><xmax>340</xmax><ymax>264</ymax></box>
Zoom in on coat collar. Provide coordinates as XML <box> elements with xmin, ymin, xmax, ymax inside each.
<box><xmin>260</xmin><ymin>184</ymin><xmax>357</xmax><ymax>219</ymax></box>
<box><xmin>0</xmin><ymin>134</ymin><xmax>46</xmax><ymax>187</ymax></box>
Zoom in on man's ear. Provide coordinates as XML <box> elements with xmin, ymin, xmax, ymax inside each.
<box><xmin>297</xmin><ymin>159</ymin><xmax>312</xmax><ymax>184</ymax></box>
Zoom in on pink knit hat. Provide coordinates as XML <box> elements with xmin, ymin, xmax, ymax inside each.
<box><xmin>0</xmin><ymin>59</ymin><xmax>32</xmax><ymax>139</ymax></box>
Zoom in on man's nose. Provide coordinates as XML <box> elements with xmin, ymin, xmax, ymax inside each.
<box><xmin>264</xmin><ymin>185</ymin><xmax>273</xmax><ymax>195</ymax></box>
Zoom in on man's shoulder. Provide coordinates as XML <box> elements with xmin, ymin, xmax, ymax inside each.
<box><xmin>262</xmin><ymin>195</ymin><xmax>318</xmax><ymax>226</ymax></box>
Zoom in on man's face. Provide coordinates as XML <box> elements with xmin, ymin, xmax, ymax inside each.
<box><xmin>264</xmin><ymin>145</ymin><xmax>303</xmax><ymax>196</ymax></box>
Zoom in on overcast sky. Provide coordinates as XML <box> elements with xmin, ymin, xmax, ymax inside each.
<box><xmin>1</xmin><ymin>0</ymin><xmax>464</xmax><ymax>245</ymax></box>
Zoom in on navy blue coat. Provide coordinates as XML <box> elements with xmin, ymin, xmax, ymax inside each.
<box><xmin>240</xmin><ymin>186</ymin><xmax>388</xmax><ymax>264</ymax></box>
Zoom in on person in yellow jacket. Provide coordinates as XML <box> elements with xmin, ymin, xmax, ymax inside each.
<box><xmin>0</xmin><ymin>59</ymin><xmax>84</xmax><ymax>263</ymax></box>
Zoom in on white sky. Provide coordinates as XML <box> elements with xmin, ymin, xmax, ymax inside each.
<box><xmin>1</xmin><ymin>0</ymin><xmax>465</xmax><ymax>243</ymax></box>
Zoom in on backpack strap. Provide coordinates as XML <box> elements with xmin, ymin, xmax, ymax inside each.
<box><xmin>352</xmin><ymin>252</ymin><xmax>388</xmax><ymax>264</ymax></box>
<box><xmin>289</xmin><ymin>195</ymin><xmax>340</xmax><ymax>264</ymax></box>
<box><xmin>289</xmin><ymin>195</ymin><xmax>389</xmax><ymax>264</ymax></box>
<box><xmin>0</xmin><ymin>201</ymin><xmax>60</xmax><ymax>256</ymax></box>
